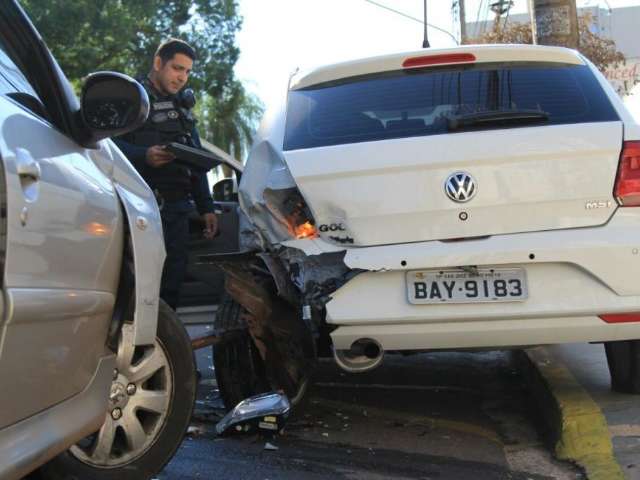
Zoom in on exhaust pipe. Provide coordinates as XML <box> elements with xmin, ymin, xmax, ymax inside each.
<box><xmin>334</xmin><ymin>338</ymin><xmax>384</xmax><ymax>373</ymax></box>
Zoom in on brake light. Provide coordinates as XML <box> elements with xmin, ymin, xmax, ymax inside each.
<box><xmin>265</xmin><ymin>187</ymin><xmax>318</xmax><ymax>240</ymax></box>
<box><xmin>614</xmin><ymin>141</ymin><xmax>640</xmax><ymax>206</ymax></box>
<box><xmin>293</xmin><ymin>221</ymin><xmax>317</xmax><ymax>240</ymax></box>
<box><xmin>402</xmin><ymin>53</ymin><xmax>476</xmax><ymax>69</ymax></box>
<box><xmin>600</xmin><ymin>313</ymin><xmax>640</xmax><ymax>323</ymax></box>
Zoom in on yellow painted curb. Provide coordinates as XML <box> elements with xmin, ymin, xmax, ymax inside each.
<box><xmin>524</xmin><ymin>347</ymin><xmax>625</xmax><ymax>480</ymax></box>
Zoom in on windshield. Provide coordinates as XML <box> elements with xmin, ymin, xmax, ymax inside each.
<box><xmin>284</xmin><ymin>62</ymin><xmax>619</xmax><ymax>150</ymax></box>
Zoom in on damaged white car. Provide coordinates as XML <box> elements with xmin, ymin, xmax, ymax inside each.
<box><xmin>207</xmin><ymin>44</ymin><xmax>640</xmax><ymax>408</ymax></box>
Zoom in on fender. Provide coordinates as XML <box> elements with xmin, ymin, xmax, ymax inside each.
<box><xmin>107</xmin><ymin>141</ymin><xmax>166</xmax><ymax>346</ymax></box>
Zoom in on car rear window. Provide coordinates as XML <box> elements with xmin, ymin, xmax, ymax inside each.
<box><xmin>283</xmin><ymin>62</ymin><xmax>619</xmax><ymax>150</ymax></box>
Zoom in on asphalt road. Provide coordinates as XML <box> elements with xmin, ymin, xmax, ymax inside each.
<box><xmin>158</xmin><ymin>350</ymin><xmax>582</xmax><ymax>480</ymax></box>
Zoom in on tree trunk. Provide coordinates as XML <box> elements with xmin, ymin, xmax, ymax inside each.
<box><xmin>459</xmin><ymin>0</ymin><xmax>467</xmax><ymax>44</ymax></box>
<box><xmin>529</xmin><ymin>0</ymin><xmax>579</xmax><ymax>49</ymax></box>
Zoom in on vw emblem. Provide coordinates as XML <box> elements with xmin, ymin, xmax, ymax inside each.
<box><xmin>444</xmin><ymin>171</ymin><xmax>477</xmax><ymax>203</ymax></box>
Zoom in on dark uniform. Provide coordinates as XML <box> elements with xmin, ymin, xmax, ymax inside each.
<box><xmin>114</xmin><ymin>78</ymin><xmax>214</xmax><ymax>310</ymax></box>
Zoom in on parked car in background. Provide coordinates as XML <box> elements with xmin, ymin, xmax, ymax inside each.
<box><xmin>0</xmin><ymin>2</ymin><xmax>195</xmax><ymax>479</ymax></box>
<box><xmin>202</xmin><ymin>44</ymin><xmax>640</xmax><ymax>409</ymax></box>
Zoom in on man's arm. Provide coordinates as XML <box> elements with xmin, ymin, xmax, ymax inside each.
<box><xmin>113</xmin><ymin>138</ymin><xmax>175</xmax><ymax>171</ymax></box>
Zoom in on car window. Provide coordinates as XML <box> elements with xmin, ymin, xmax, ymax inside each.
<box><xmin>0</xmin><ymin>42</ymin><xmax>49</xmax><ymax>120</ymax></box>
<box><xmin>284</xmin><ymin>62</ymin><xmax>620</xmax><ymax>150</ymax></box>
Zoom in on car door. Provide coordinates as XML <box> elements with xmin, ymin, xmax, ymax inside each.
<box><xmin>179</xmin><ymin>151</ymin><xmax>243</xmax><ymax>310</ymax></box>
<box><xmin>0</xmin><ymin>15</ymin><xmax>122</xmax><ymax>428</ymax></box>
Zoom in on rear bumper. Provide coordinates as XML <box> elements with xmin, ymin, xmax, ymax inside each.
<box><xmin>0</xmin><ymin>354</ymin><xmax>114</xmax><ymax>480</ymax></box>
<box><xmin>320</xmin><ymin>210</ymin><xmax>640</xmax><ymax>350</ymax></box>
<box><xmin>330</xmin><ymin>316</ymin><xmax>640</xmax><ymax>351</ymax></box>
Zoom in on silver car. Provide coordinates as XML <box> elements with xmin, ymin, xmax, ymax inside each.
<box><xmin>0</xmin><ymin>3</ymin><xmax>195</xmax><ymax>479</ymax></box>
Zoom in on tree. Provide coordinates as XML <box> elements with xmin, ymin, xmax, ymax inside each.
<box><xmin>466</xmin><ymin>12</ymin><xmax>627</xmax><ymax>74</ymax></box>
<box><xmin>197</xmin><ymin>80</ymin><xmax>264</xmax><ymax>163</ymax></box>
<box><xmin>21</xmin><ymin>0</ymin><xmax>262</xmax><ymax>161</ymax></box>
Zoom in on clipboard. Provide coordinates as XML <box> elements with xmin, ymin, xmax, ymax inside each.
<box><xmin>165</xmin><ymin>142</ymin><xmax>220</xmax><ymax>171</ymax></box>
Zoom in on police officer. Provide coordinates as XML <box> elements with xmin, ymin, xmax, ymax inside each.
<box><xmin>114</xmin><ymin>38</ymin><xmax>217</xmax><ymax>310</ymax></box>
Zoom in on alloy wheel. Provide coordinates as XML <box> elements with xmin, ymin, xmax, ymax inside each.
<box><xmin>70</xmin><ymin>324</ymin><xmax>173</xmax><ymax>467</ymax></box>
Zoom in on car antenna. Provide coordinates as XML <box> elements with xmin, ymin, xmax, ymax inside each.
<box><xmin>422</xmin><ymin>0</ymin><xmax>430</xmax><ymax>48</ymax></box>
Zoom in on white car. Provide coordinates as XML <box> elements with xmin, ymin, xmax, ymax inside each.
<box><xmin>0</xmin><ymin>2</ymin><xmax>195</xmax><ymax>479</ymax></box>
<box><xmin>211</xmin><ymin>44</ymin><xmax>640</xmax><ymax>407</ymax></box>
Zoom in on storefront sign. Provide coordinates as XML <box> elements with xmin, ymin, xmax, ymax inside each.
<box><xmin>606</xmin><ymin>60</ymin><xmax>640</xmax><ymax>95</ymax></box>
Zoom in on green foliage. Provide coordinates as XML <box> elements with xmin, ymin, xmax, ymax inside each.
<box><xmin>196</xmin><ymin>80</ymin><xmax>263</xmax><ymax>162</ymax></box>
<box><xmin>22</xmin><ymin>0</ymin><xmax>263</xmax><ymax>159</ymax></box>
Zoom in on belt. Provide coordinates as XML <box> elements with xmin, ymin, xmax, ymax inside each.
<box><xmin>155</xmin><ymin>189</ymin><xmax>188</xmax><ymax>202</ymax></box>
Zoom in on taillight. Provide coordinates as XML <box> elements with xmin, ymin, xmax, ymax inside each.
<box><xmin>614</xmin><ymin>141</ymin><xmax>640</xmax><ymax>206</ymax></box>
<box><xmin>265</xmin><ymin>187</ymin><xmax>318</xmax><ymax>240</ymax></box>
<box><xmin>293</xmin><ymin>221</ymin><xmax>317</xmax><ymax>239</ymax></box>
<box><xmin>284</xmin><ymin>193</ymin><xmax>317</xmax><ymax>240</ymax></box>
<box><xmin>402</xmin><ymin>53</ymin><xmax>476</xmax><ymax>69</ymax></box>
<box><xmin>600</xmin><ymin>313</ymin><xmax>640</xmax><ymax>323</ymax></box>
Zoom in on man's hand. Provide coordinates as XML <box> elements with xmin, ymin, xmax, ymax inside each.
<box><xmin>146</xmin><ymin>145</ymin><xmax>175</xmax><ymax>168</ymax></box>
<box><xmin>202</xmin><ymin>212</ymin><xmax>218</xmax><ymax>239</ymax></box>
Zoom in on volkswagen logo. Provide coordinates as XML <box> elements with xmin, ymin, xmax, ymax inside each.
<box><xmin>444</xmin><ymin>172</ymin><xmax>477</xmax><ymax>203</ymax></box>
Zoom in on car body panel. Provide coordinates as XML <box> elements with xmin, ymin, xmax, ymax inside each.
<box><xmin>291</xmin><ymin>44</ymin><xmax>585</xmax><ymax>91</ymax></box>
<box><xmin>283</xmin><ymin>121</ymin><xmax>623</xmax><ymax>246</ymax></box>
<box><xmin>324</xmin><ymin>210</ymin><xmax>640</xmax><ymax>348</ymax></box>
<box><xmin>0</xmin><ymin>99</ymin><xmax>122</xmax><ymax>290</ymax></box>
<box><xmin>329</xmin><ymin>316</ymin><xmax>640</xmax><ymax>351</ymax></box>
<box><xmin>0</xmin><ymin>355</ymin><xmax>115</xmax><ymax>480</ymax></box>
<box><xmin>237</xmin><ymin>103</ymin><xmax>294</xmax><ymax>250</ymax></box>
<box><xmin>0</xmin><ymin>96</ymin><xmax>122</xmax><ymax>427</ymax></box>
<box><xmin>108</xmin><ymin>140</ymin><xmax>165</xmax><ymax>346</ymax></box>
<box><xmin>0</xmin><ymin>289</ymin><xmax>114</xmax><ymax>429</ymax></box>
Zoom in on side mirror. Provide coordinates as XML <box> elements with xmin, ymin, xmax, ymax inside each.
<box><xmin>212</xmin><ymin>177</ymin><xmax>238</xmax><ymax>202</ymax></box>
<box><xmin>80</xmin><ymin>72</ymin><xmax>149</xmax><ymax>143</ymax></box>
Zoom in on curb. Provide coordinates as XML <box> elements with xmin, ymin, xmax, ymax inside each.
<box><xmin>520</xmin><ymin>347</ymin><xmax>625</xmax><ymax>480</ymax></box>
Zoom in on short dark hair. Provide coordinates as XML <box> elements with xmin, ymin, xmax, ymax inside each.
<box><xmin>155</xmin><ymin>38</ymin><xmax>196</xmax><ymax>64</ymax></box>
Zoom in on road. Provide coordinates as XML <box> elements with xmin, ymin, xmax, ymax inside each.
<box><xmin>159</xmin><ymin>349</ymin><xmax>583</xmax><ymax>479</ymax></box>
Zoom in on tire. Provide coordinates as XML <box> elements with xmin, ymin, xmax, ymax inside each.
<box><xmin>604</xmin><ymin>340</ymin><xmax>640</xmax><ymax>393</ymax></box>
<box><xmin>213</xmin><ymin>296</ymin><xmax>270</xmax><ymax>410</ymax></box>
<box><xmin>213</xmin><ymin>295</ymin><xmax>313</xmax><ymax>411</ymax></box>
<box><xmin>37</xmin><ymin>300</ymin><xmax>196</xmax><ymax>480</ymax></box>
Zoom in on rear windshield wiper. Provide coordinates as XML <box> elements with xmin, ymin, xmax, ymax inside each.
<box><xmin>447</xmin><ymin>109</ymin><xmax>549</xmax><ymax>131</ymax></box>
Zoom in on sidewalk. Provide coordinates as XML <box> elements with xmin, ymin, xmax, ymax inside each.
<box><xmin>550</xmin><ymin>343</ymin><xmax>640</xmax><ymax>480</ymax></box>
<box><xmin>528</xmin><ymin>343</ymin><xmax>640</xmax><ymax>480</ymax></box>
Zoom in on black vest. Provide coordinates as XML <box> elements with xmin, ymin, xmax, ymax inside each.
<box><xmin>121</xmin><ymin>79</ymin><xmax>197</xmax><ymax>195</ymax></box>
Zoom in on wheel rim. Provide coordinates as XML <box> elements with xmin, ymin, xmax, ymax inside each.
<box><xmin>70</xmin><ymin>323</ymin><xmax>173</xmax><ymax>468</ymax></box>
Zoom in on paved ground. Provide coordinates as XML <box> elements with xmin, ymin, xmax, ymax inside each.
<box><xmin>158</xmin><ymin>347</ymin><xmax>582</xmax><ymax>480</ymax></box>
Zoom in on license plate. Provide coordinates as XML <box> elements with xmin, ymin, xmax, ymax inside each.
<box><xmin>406</xmin><ymin>268</ymin><xmax>528</xmax><ymax>304</ymax></box>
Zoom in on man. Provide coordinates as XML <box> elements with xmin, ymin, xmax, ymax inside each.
<box><xmin>114</xmin><ymin>38</ymin><xmax>217</xmax><ymax>310</ymax></box>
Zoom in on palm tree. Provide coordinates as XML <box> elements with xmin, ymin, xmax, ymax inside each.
<box><xmin>198</xmin><ymin>80</ymin><xmax>264</xmax><ymax>170</ymax></box>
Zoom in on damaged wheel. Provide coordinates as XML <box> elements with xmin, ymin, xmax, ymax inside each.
<box><xmin>214</xmin><ymin>330</ymin><xmax>271</xmax><ymax>410</ymax></box>
<box><xmin>213</xmin><ymin>296</ymin><xmax>311</xmax><ymax>410</ymax></box>
<box><xmin>36</xmin><ymin>300</ymin><xmax>196</xmax><ymax>480</ymax></box>
<box><xmin>214</xmin><ymin>296</ymin><xmax>270</xmax><ymax>410</ymax></box>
